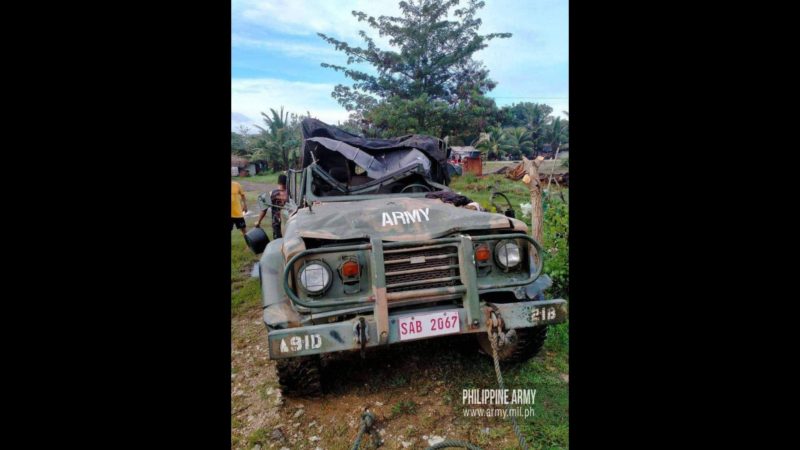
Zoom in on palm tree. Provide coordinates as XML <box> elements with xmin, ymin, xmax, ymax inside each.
<box><xmin>254</xmin><ymin>107</ymin><xmax>299</xmax><ymax>170</ymax></box>
<box><xmin>258</xmin><ymin>107</ymin><xmax>288</xmax><ymax>133</ymax></box>
<box><xmin>500</xmin><ymin>127</ymin><xmax>534</xmax><ymax>160</ymax></box>
<box><xmin>520</xmin><ymin>103</ymin><xmax>552</xmax><ymax>131</ymax></box>
<box><xmin>543</xmin><ymin>117</ymin><xmax>569</xmax><ymax>157</ymax></box>
<box><xmin>520</xmin><ymin>103</ymin><xmax>552</xmax><ymax>156</ymax></box>
<box><xmin>474</xmin><ymin>127</ymin><xmax>505</xmax><ymax>160</ymax></box>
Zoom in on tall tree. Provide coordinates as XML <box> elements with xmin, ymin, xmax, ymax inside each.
<box><xmin>231</xmin><ymin>131</ymin><xmax>247</xmax><ymax>156</ymax></box>
<box><xmin>253</xmin><ymin>107</ymin><xmax>300</xmax><ymax>171</ymax></box>
<box><xmin>498</xmin><ymin>102</ymin><xmax>553</xmax><ymax>155</ymax></box>
<box><xmin>475</xmin><ymin>126</ymin><xmax>504</xmax><ymax>160</ymax></box>
<box><xmin>543</xmin><ymin>117</ymin><xmax>569</xmax><ymax>156</ymax></box>
<box><xmin>318</xmin><ymin>0</ymin><xmax>511</xmax><ymax>139</ymax></box>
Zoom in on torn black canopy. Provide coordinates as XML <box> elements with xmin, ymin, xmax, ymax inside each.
<box><xmin>300</xmin><ymin>118</ymin><xmax>451</xmax><ymax>184</ymax></box>
<box><xmin>305</xmin><ymin>137</ymin><xmax>432</xmax><ymax>180</ymax></box>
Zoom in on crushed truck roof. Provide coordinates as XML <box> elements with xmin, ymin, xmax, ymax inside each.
<box><xmin>300</xmin><ymin>118</ymin><xmax>451</xmax><ymax>185</ymax></box>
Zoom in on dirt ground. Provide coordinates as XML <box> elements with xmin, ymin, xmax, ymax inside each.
<box><xmin>238</xmin><ymin>180</ymin><xmax>278</xmax><ymax>195</ymax></box>
<box><xmin>237</xmin><ymin>180</ymin><xmax>278</xmax><ymax>221</ymax></box>
<box><xmin>231</xmin><ymin>303</ymin><xmax>547</xmax><ymax>450</ymax></box>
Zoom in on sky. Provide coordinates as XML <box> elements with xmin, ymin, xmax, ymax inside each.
<box><xmin>231</xmin><ymin>0</ymin><xmax>568</xmax><ymax>133</ymax></box>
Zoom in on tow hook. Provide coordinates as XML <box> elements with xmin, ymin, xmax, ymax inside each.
<box><xmin>354</xmin><ymin>317</ymin><xmax>368</xmax><ymax>359</ymax></box>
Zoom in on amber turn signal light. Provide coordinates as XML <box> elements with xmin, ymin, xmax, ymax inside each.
<box><xmin>341</xmin><ymin>260</ymin><xmax>360</xmax><ymax>277</ymax></box>
<box><xmin>475</xmin><ymin>244</ymin><xmax>491</xmax><ymax>262</ymax></box>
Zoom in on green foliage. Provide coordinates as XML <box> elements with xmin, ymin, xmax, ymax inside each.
<box><xmin>318</xmin><ymin>0</ymin><xmax>510</xmax><ymax>141</ymax></box>
<box><xmin>449</xmin><ymin>173</ymin><xmax>569</xmax><ymax>300</ymax></box>
<box><xmin>499</xmin><ymin>102</ymin><xmax>552</xmax><ymax>130</ymax></box>
<box><xmin>231</xmin><ymin>200</ymin><xmax>262</xmax><ymax>315</ymax></box>
<box><xmin>391</xmin><ymin>400</ymin><xmax>419</xmax><ymax>417</ymax></box>
<box><xmin>367</xmin><ymin>93</ymin><xmax>449</xmax><ymax>136</ymax></box>
<box><xmin>245</xmin><ymin>171</ymin><xmax>281</xmax><ymax>186</ymax></box>
<box><xmin>544</xmin><ymin>116</ymin><xmax>569</xmax><ymax>155</ymax></box>
<box><xmin>246</xmin><ymin>428</ymin><xmax>270</xmax><ymax>447</ymax></box>
<box><xmin>542</xmin><ymin>197</ymin><xmax>569</xmax><ymax>299</ymax></box>
<box><xmin>499</xmin><ymin>127</ymin><xmax>534</xmax><ymax>159</ymax></box>
<box><xmin>497</xmin><ymin>102</ymin><xmax>565</xmax><ymax>157</ymax></box>
<box><xmin>509</xmin><ymin>319</ymin><xmax>569</xmax><ymax>450</ymax></box>
<box><xmin>231</xmin><ymin>125</ymin><xmax>257</xmax><ymax>157</ymax></box>
<box><xmin>474</xmin><ymin>126</ymin><xmax>504</xmax><ymax>159</ymax></box>
<box><xmin>249</xmin><ymin>107</ymin><xmax>312</xmax><ymax>170</ymax></box>
<box><xmin>389</xmin><ymin>374</ymin><xmax>408</xmax><ymax>388</ymax></box>
<box><xmin>231</xmin><ymin>131</ymin><xmax>248</xmax><ymax>156</ymax></box>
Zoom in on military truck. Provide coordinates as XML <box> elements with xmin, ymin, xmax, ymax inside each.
<box><xmin>256</xmin><ymin>119</ymin><xmax>567</xmax><ymax>396</ymax></box>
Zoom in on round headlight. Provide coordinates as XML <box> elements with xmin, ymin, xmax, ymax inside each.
<box><xmin>299</xmin><ymin>261</ymin><xmax>332</xmax><ymax>295</ymax></box>
<box><xmin>495</xmin><ymin>240</ymin><xmax>522</xmax><ymax>270</ymax></box>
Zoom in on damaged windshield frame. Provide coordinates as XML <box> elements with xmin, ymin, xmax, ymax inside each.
<box><xmin>303</xmin><ymin>162</ymin><xmax>449</xmax><ymax>203</ymax></box>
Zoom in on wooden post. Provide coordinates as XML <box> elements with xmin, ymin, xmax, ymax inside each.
<box><xmin>521</xmin><ymin>156</ymin><xmax>545</xmax><ymax>244</ymax></box>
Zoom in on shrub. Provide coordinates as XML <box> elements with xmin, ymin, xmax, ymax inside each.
<box><xmin>542</xmin><ymin>197</ymin><xmax>569</xmax><ymax>300</ymax></box>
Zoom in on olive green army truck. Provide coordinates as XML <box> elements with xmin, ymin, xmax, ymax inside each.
<box><xmin>256</xmin><ymin>119</ymin><xmax>567</xmax><ymax>396</ymax></box>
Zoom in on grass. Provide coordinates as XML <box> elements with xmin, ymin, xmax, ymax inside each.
<box><xmin>389</xmin><ymin>374</ymin><xmax>408</xmax><ymax>388</ymax></box>
<box><xmin>391</xmin><ymin>400</ymin><xmax>419</xmax><ymax>417</ymax></box>
<box><xmin>236</xmin><ymin>171</ymin><xmax>281</xmax><ymax>186</ymax></box>
<box><xmin>510</xmin><ymin>321</ymin><xmax>569</xmax><ymax>449</ymax></box>
<box><xmin>448</xmin><ymin>173</ymin><xmax>568</xmax><ymax>225</ymax></box>
<box><xmin>231</xmin><ymin>180</ymin><xmax>279</xmax><ymax>316</ymax></box>
<box><xmin>231</xmin><ymin>215</ymin><xmax>261</xmax><ymax>316</ymax></box>
<box><xmin>440</xmin><ymin>322</ymin><xmax>569</xmax><ymax>450</ymax></box>
<box><xmin>245</xmin><ymin>428</ymin><xmax>271</xmax><ymax>448</ymax></box>
<box><xmin>482</xmin><ymin>159</ymin><xmax>568</xmax><ymax>175</ymax></box>
<box><xmin>448</xmin><ymin>172</ymin><xmax>569</xmax><ymax>448</ymax></box>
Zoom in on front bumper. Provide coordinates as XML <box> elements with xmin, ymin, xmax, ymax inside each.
<box><xmin>267</xmin><ymin>298</ymin><xmax>567</xmax><ymax>359</ymax></box>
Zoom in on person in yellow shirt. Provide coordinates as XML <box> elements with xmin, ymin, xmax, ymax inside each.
<box><xmin>231</xmin><ymin>181</ymin><xmax>248</xmax><ymax>237</ymax></box>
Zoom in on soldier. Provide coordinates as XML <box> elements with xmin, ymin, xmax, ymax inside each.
<box><xmin>255</xmin><ymin>174</ymin><xmax>288</xmax><ymax>239</ymax></box>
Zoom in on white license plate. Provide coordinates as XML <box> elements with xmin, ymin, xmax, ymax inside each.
<box><xmin>397</xmin><ymin>310</ymin><xmax>461</xmax><ymax>341</ymax></box>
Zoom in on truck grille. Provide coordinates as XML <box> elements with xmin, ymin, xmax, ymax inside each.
<box><xmin>383</xmin><ymin>245</ymin><xmax>461</xmax><ymax>293</ymax></box>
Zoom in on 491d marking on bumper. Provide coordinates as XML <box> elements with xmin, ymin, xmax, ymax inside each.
<box><xmin>279</xmin><ymin>334</ymin><xmax>322</xmax><ymax>353</ymax></box>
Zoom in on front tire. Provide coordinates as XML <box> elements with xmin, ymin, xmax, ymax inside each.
<box><xmin>477</xmin><ymin>326</ymin><xmax>548</xmax><ymax>363</ymax></box>
<box><xmin>275</xmin><ymin>355</ymin><xmax>322</xmax><ymax>397</ymax></box>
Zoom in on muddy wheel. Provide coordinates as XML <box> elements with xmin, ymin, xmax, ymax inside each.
<box><xmin>477</xmin><ymin>326</ymin><xmax>548</xmax><ymax>363</ymax></box>
<box><xmin>275</xmin><ymin>355</ymin><xmax>322</xmax><ymax>397</ymax></box>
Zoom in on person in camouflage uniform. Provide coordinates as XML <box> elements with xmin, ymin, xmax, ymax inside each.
<box><xmin>255</xmin><ymin>174</ymin><xmax>288</xmax><ymax>239</ymax></box>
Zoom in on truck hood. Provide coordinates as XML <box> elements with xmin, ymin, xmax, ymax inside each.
<box><xmin>282</xmin><ymin>197</ymin><xmax>527</xmax><ymax>259</ymax></box>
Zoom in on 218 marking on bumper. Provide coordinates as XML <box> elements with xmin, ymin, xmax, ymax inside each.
<box><xmin>531</xmin><ymin>306</ymin><xmax>557</xmax><ymax>324</ymax></box>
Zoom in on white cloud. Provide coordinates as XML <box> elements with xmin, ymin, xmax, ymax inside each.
<box><xmin>231</xmin><ymin>34</ymin><xmax>342</xmax><ymax>60</ymax></box>
<box><xmin>475</xmin><ymin>0</ymin><xmax>569</xmax><ymax>117</ymax></box>
<box><xmin>231</xmin><ymin>78</ymin><xmax>351</xmax><ymax>131</ymax></box>
<box><xmin>231</xmin><ymin>0</ymin><xmax>569</xmax><ymax>121</ymax></box>
<box><xmin>233</xmin><ymin>0</ymin><xmax>401</xmax><ymax>44</ymax></box>
<box><xmin>233</xmin><ymin>0</ymin><xmax>567</xmax><ymax>69</ymax></box>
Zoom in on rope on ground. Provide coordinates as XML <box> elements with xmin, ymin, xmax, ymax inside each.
<box><xmin>351</xmin><ymin>411</ymin><xmax>382</xmax><ymax>450</ymax></box>
<box><xmin>426</xmin><ymin>440</ymin><xmax>485</xmax><ymax>449</ymax></box>
<box><xmin>488</xmin><ymin>325</ymin><xmax>530</xmax><ymax>450</ymax></box>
